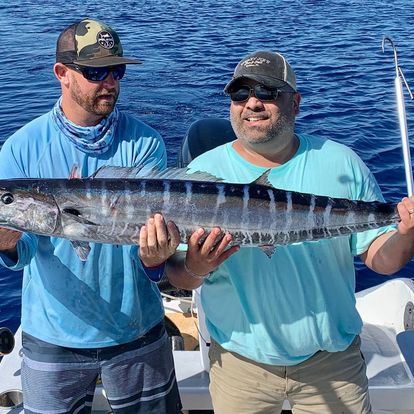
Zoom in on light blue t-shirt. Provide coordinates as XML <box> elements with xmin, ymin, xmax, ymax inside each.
<box><xmin>188</xmin><ymin>134</ymin><xmax>392</xmax><ymax>365</ymax></box>
<box><xmin>0</xmin><ymin>109</ymin><xmax>167</xmax><ymax>348</ymax></box>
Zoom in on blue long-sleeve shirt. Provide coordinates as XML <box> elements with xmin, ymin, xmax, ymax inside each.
<box><xmin>0</xmin><ymin>109</ymin><xmax>167</xmax><ymax>347</ymax></box>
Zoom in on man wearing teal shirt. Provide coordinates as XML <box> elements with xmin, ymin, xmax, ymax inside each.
<box><xmin>0</xmin><ymin>19</ymin><xmax>181</xmax><ymax>414</ymax></box>
<box><xmin>160</xmin><ymin>51</ymin><xmax>414</xmax><ymax>413</ymax></box>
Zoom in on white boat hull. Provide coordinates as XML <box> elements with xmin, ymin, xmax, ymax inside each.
<box><xmin>1</xmin><ymin>278</ymin><xmax>414</xmax><ymax>414</ymax></box>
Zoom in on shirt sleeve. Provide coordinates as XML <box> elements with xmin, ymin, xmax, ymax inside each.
<box><xmin>0</xmin><ymin>133</ymin><xmax>39</xmax><ymax>268</ymax></box>
<box><xmin>133</xmin><ymin>130</ymin><xmax>167</xmax><ymax>174</ymax></box>
<box><xmin>350</xmin><ymin>167</ymin><xmax>396</xmax><ymax>255</ymax></box>
<box><xmin>0</xmin><ymin>233</ymin><xmax>39</xmax><ymax>270</ymax></box>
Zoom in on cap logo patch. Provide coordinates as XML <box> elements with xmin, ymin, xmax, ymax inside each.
<box><xmin>241</xmin><ymin>57</ymin><xmax>270</xmax><ymax>68</ymax></box>
<box><xmin>97</xmin><ymin>31</ymin><xmax>115</xmax><ymax>49</ymax></box>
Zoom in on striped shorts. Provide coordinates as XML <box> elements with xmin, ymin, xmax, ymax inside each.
<box><xmin>21</xmin><ymin>322</ymin><xmax>182</xmax><ymax>414</ymax></box>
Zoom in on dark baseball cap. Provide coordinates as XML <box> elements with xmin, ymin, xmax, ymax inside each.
<box><xmin>56</xmin><ymin>18</ymin><xmax>142</xmax><ymax>67</ymax></box>
<box><xmin>224</xmin><ymin>51</ymin><xmax>297</xmax><ymax>93</ymax></box>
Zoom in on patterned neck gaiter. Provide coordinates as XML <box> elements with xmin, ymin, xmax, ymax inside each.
<box><xmin>52</xmin><ymin>97</ymin><xmax>119</xmax><ymax>154</ymax></box>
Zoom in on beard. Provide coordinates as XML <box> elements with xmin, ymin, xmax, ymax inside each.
<box><xmin>70</xmin><ymin>75</ymin><xmax>119</xmax><ymax>117</ymax></box>
<box><xmin>230</xmin><ymin>110</ymin><xmax>295</xmax><ymax>146</ymax></box>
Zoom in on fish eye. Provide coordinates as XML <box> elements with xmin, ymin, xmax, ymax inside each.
<box><xmin>1</xmin><ymin>193</ymin><xmax>14</xmax><ymax>205</ymax></box>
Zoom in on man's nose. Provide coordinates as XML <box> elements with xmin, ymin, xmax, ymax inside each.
<box><xmin>245</xmin><ymin>95</ymin><xmax>265</xmax><ymax>109</ymax></box>
<box><xmin>102</xmin><ymin>71</ymin><xmax>117</xmax><ymax>86</ymax></box>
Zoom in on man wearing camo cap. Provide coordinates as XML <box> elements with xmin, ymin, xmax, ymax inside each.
<box><xmin>0</xmin><ymin>19</ymin><xmax>182</xmax><ymax>413</ymax></box>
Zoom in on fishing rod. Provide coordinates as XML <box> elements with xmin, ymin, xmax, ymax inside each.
<box><xmin>382</xmin><ymin>37</ymin><xmax>414</xmax><ymax>196</ymax></box>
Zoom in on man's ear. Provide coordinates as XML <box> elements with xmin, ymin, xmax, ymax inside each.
<box><xmin>293</xmin><ymin>92</ymin><xmax>301</xmax><ymax>115</ymax></box>
<box><xmin>54</xmin><ymin>63</ymin><xmax>70</xmax><ymax>87</ymax></box>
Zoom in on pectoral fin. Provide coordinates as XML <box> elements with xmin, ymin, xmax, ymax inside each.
<box><xmin>70</xmin><ymin>240</ymin><xmax>91</xmax><ymax>261</ymax></box>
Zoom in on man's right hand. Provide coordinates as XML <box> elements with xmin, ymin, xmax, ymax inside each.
<box><xmin>0</xmin><ymin>227</ymin><xmax>22</xmax><ymax>258</ymax></box>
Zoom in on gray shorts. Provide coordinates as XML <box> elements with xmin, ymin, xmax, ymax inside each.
<box><xmin>209</xmin><ymin>336</ymin><xmax>372</xmax><ymax>414</ymax></box>
<box><xmin>21</xmin><ymin>322</ymin><xmax>182</xmax><ymax>414</ymax></box>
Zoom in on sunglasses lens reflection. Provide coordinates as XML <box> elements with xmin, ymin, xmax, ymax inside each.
<box><xmin>230</xmin><ymin>86</ymin><xmax>251</xmax><ymax>102</ymax></box>
<box><xmin>82</xmin><ymin>65</ymin><xmax>126</xmax><ymax>81</ymax></box>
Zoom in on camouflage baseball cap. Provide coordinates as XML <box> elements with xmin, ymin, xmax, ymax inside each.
<box><xmin>56</xmin><ymin>19</ymin><xmax>142</xmax><ymax>67</ymax></box>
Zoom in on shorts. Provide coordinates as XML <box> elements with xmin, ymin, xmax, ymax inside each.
<box><xmin>21</xmin><ymin>321</ymin><xmax>182</xmax><ymax>414</ymax></box>
<box><xmin>209</xmin><ymin>335</ymin><xmax>371</xmax><ymax>414</ymax></box>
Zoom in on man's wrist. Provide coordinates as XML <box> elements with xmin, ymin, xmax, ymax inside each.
<box><xmin>184</xmin><ymin>260</ymin><xmax>211</xmax><ymax>280</ymax></box>
<box><xmin>140</xmin><ymin>259</ymin><xmax>166</xmax><ymax>282</ymax></box>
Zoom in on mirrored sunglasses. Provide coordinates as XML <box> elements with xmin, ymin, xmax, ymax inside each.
<box><xmin>65</xmin><ymin>64</ymin><xmax>126</xmax><ymax>81</ymax></box>
<box><xmin>229</xmin><ymin>84</ymin><xmax>282</xmax><ymax>103</ymax></box>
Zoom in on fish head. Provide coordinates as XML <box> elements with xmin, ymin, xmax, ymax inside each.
<box><xmin>0</xmin><ymin>181</ymin><xmax>59</xmax><ymax>235</ymax></box>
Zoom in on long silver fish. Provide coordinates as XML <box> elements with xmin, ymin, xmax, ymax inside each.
<box><xmin>0</xmin><ymin>167</ymin><xmax>399</xmax><ymax>259</ymax></box>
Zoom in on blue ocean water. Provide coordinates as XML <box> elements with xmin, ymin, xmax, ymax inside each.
<box><xmin>1</xmin><ymin>0</ymin><xmax>414</xmax><ymax>333</ymax></box>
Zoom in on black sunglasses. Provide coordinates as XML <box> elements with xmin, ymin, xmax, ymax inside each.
<box><xmin>65</xmin><ymin>64</ymin><xmax>126</xmax><ymax>81</ymax></box>
<box><xmin>229</xmin><ymin>84</ymin><xmax>285</xmax><ymax>103</ymax></box>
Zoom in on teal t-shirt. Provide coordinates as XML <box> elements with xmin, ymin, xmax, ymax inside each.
<box><xmin>188</xmin><ymin>134</ymin><xmax>392</xmax><ymax>365</ymax></box>
<box><xmin>0</xmin><ymin>109</ymin><xmax>167</xmax><ymax>348</ymax></box>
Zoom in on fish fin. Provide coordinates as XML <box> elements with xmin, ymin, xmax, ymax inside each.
<box><xmin>69</xmin><ymin>164</ymin><xmax>81</xmax><ymax>179</ymax></box>
<box><xmin>185</xmin><ymin>169</ymin><xmax>224</xmax><ymax>182</ymax></box>
<box><xmin>259</xmin><ymin>245</ymin><xmax>276</xmax><ymax>258</ymax></box>
<box><xmin>89</xmin><ymin>165</ymin><xmax>224</xmax><ymax>182</ymax></box>
<box><xmin>89</xmin><ymin>165</ymin><xmax>154</xmax><ymax>179</ymax></box>
<box><xmin>149</xmin><ymin>167</ymin><xmax>224</xmax><ymax>182</ymax></box>
<box><xmin>70</xmin><ymin>240</ymin><xmax>91</xmax><ymax>261</ymax></box>
<box><xmin>252</xmin><ymin>170</ymin><xmax>273</xmax><ymax>188</ymax></box>
<box><xmin>102</xmin><ymin>166</ymin><xmax>224</xmax><ymax>182</ymax></box>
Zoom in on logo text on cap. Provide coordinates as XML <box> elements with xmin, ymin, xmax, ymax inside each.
<box><xmin>241</xmin><ymin>57</ymin><xmax>271</xmax><ymax>68</ymax></box>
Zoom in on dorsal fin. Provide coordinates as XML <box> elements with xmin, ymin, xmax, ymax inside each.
<box><xmin>89</xmin><ymin>165</ymin><xmax>149</xmax><ymax>179</ymax></box>
<box><xmin>251</xmin><ymin>170</ymin><xmax>273</xmax><ymax>188</ymax></box>
<box><xmin>152</xmin><ymin>168</ymin><xmax>223</xmax><ymax>182</ymax></box>
<box><xmin>88</xmin><ymin>165</ymin><xmax>223</xmax><ymax>183</ymax></box>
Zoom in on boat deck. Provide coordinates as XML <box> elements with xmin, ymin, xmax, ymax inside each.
<box><xmin>1</xmin><ymin>278</ymin><xmax>414</xmax><ymax>414</ymax></box>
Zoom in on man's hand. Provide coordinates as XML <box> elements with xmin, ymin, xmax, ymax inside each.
<box><xmin>165</xmin><ymin>227</ymin><xmax>239</xmax><ymax>290</ymax></box>
<box><xmin>0</xmin><ymin>227</ymin><xmax>21</xmax><ymax>252</ymax></box>
<box><xmin>396</xmin><ymin>196</ymin><xmax>414</xmax><ymax>236</ymax></box>
<box><xmin>184</xmin><ymin>227</ymin><xmax>239</xmax><ymax>277</ymax></box>
<box><xmin>138</xmin><ymin>214</ymin><xmax>180</xmax><ymax>267</ymax></box>
<box><xmin>0</xmin><ymin>227</ymin><xmax>21</xmax><ymax>262</ymax></box>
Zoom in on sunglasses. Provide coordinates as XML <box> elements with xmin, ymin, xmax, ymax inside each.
<box><xmin>65</xmin><ymin>64</ymin><xmax>126</xmax><ymax>81</ymax></box>
<box><xmin>229</xmin><ymin>84</ymin><xmax>285</xmax><ymax>103</ymax></box>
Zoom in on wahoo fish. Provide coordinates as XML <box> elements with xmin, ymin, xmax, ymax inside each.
<box><xmin>0</xmin><ymin>167</ymin><xmax>399</xmax><ymax>260</ymax></box>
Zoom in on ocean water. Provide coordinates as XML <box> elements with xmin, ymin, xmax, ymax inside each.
<box><xmin>1</xmin><ymin>0</ymin><xmax>414</xmax><ymax>333</ymax></box>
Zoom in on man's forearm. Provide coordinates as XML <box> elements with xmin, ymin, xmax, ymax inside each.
<box><xmin>362</xmin><ymin>230</ymin><xmax>414</xmax><ymax>275</ymax></box>
<box><xmin>166</xmin><ymin>252</ymin><xmax>206</xmax><ymax>290</ymax></box>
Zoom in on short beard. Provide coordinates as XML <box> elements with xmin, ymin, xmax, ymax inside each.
<box><xmin>70</xmin><ymin>75</ymin><xmax>118</xmax><ymax>117</ymax></box>
<box><xmin>231</xmin><ymin>111</ymin><xmax>295</xmax><ymax>146</ymax></box>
